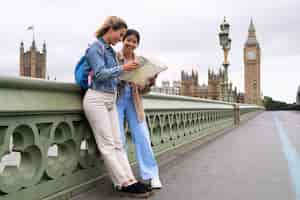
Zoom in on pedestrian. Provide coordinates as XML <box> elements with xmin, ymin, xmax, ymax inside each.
<box><xmin>117</xmin><ymin>29</ymin><xmax>162</xmax><ymax>189</ymax></box>
<box><xmin>83</xmin><ymin>16</ymin><xmax>152</xmax><ymax>198</ymax></box>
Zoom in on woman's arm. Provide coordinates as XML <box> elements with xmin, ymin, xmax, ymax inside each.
<box><xmin>139</xmin><ymin>85</ymin><xmax>151</xmax><ymax>95</ymax></box>
<box><xmin>138</xmin><ymin>75</ymin><xmax>157</xmax><ymax>95</ymax></box>
<box><xmin>86</xmin><ymin>45</ymin><xmax>123</xmax><ymax>81</ymax></box>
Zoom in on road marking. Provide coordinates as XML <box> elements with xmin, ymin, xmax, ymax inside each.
<box><xmin>273</xmin><ymin>113</ymin><xmax>300</xmax><ymax>200</ymax></box>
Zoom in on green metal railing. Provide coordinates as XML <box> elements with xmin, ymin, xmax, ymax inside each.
<box><xmin>0</xmin><ymin>76</ymin><xmax>263</xmax><ymax>200</ymax></box>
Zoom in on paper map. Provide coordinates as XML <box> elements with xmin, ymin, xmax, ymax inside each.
<box><xmin>120</xmin><ymin>56</ymin><xmax>168</xmax><ymax>85</ymax></box>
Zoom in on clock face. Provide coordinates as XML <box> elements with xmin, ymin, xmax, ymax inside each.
<box><xmin>247</xmin><ymin>51</ymin><xmax>256</xmax><ymax>60</ymax></box>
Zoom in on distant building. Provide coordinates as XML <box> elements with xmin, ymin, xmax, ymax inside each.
<box><xmin>151</xmin><ymin>80</ymin><xmax>180</xmax><ymax>95</ymax></box>
<box><xmin>199</xmin><ymin>84</ymin><xmax>208</xmax><ymax>99</ymax></box>
<box><xmin>208</xmin><ymin>68</ymin><xmax>225</xmax><ymax>100</ymax></box>
<box><xmin>179</xmin><ymin>69</ymin><xmax>240</xmax><ymax>102</ymax></box>
<box><xmin>152</xmin><ymin>69</ymin><xmax>243</xmax><ymax>103</ymax></box>
<box><xmin>20</xmin><ymin>40</ymin><xmax>47</xmax><ymax>79</ymax></box>
<box><xmin>244</xmin><ymin>19</ymin><xmax>261</xmax><ymax>105</ymax></box>
<box><xmin>180</xmin><ymin>70</ymin><xmax>201</xmax><ymax>97</ymax></box>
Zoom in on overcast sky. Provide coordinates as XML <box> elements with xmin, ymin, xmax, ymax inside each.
<box><xmin>1</xmin><ymin>0</ymin><xmax>299</xmax><ymax>103</ymax></box>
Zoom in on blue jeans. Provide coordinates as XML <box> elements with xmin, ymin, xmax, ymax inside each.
<box><xmin>117</xmin><ymin>85</ymin><xmax>159</xmax><ymax>180</ymax></box>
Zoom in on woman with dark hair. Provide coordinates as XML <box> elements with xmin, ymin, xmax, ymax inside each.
<box><xmin>117</xmin><ymin>29</ymin><xmax>162</xmax><ymax>189</ymax></box>
<box><xmin>83</xmin><ymin>17</ymin><xmax>152</xmax><ymax>198</ymax></box>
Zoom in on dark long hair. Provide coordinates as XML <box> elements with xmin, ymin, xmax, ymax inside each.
<box><xmin>123</xmin><ymin>29</ymin><xmax>140</xmax><ymax>44</ymax></box>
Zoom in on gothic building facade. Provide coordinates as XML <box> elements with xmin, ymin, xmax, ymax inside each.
<box><xmin>180</xmin><ymin>70</ymin><xmax>202</xmax><ymax>97</ymax></box>
<box><xmin>151</xmin><ymin>80</ymin><xmax>180</xmax><ymax>95</ymax></box>
<box><xmin>20</xmin><ymin>40</ymin><xmax>47</xmax><ymax>79</ymax></box>
<box><xmin>179</xmin><ymin>69</ymin><xmax>240</xmax><ymax>102</ymax></box>
<box><xmin>207</xmin><ymin>68</ymin><xmax>224</xmax><ymax>100</ymax></box>
<box><xmin>244</xmin><ymin>20</ymin><xmax>261</xmax><ymax>104</ymax></box>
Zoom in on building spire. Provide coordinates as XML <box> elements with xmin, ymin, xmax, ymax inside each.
<box><xmin>31</xmin><ymin>39</ymin><xmax>36</xmax><ymax>49</ymax></box>
<box><xmin>43</xmin><ymin>40</ymin><xmax>46</xmax><ymax>53</ymax></box>
<box><xmin>245</xmin><ymin>18</ymin><xmax>258</xmax><ymax>46</ymax></box>
<box><xmin>20</xmin><ymin>41</ymin><xmax>24</xmax><ymax>49</ymax></box>
<box><xmin>248</xmin><ymin>18</ymin><xmax>256</xmax><ymax>33</ymax></box>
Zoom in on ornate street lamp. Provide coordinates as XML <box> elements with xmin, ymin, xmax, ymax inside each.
<box><xmin>218</xmin><ymin>17</ymin><xmax>231</xmax><ymax>101</ymax></box>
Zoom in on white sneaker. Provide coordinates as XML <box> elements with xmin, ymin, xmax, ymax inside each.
<box><xmin>113</xmin><ymin>184</ymin><xmax>122</xmax><ymax>191</ymax></box>
<box><xmin>151</xmin><ymin>177</ymin><xmax>162</xmax><ymax>189</ymax></box>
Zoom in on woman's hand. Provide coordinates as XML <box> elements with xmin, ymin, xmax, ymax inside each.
<box><xmin>122</xmin><ymin>61</ymin><xmax>139</xmax><ymax>71</ymax></box>
<box><xmin>148</xmin><ymin>74</ymin><xmax>158</xmax><ymax>87</ymax></box>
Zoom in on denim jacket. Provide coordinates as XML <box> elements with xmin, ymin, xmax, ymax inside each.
<box><xmin>86</xmin><ymin>38</ymin><xmax>123</xmax><ymax>93</ymax></box>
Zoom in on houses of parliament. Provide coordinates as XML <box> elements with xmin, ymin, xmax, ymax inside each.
<box><xmin>152</xmin><ymin>19</ymin><xmax>262</xmax><ymax>105</ymax></box>
<box><xmin>19</xmin><ymin>40</ymin><xmax>47</xmax><ymax>79</ymax></box>
<box><xmin>19</xmin><ymin>20</ymin><xmax>261</xmax><ymax>105</ymax></box>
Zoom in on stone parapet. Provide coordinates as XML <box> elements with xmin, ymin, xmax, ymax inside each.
<box><xmin>0</xmin><ymin>76</ymin><xmax>263</xmax><ymax>200</ymax></box>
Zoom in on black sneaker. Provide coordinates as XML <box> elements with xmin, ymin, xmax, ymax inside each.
<box><xmin>120</xmin><ymin>182</ymin><xmax>152</xmax><ymax>198</ymax></box>
<box><xmin>136</xmin><ymin>181</ymin><xmax>152</xmax><ymax>192</ymax></box>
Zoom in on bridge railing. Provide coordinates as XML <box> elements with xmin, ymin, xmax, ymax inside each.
<box><xmin>0</xmin><ymin>76</ymin><xmax>263</xmax><ymax>200</ymax></box>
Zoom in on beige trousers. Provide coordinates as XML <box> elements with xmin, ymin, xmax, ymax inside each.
<box><xmin>83</xmin><ymin>89</ymin><xmax>135</xmax><ymax>186</ymax></box>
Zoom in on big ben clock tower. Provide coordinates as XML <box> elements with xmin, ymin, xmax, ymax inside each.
<box><xmin>244</xmin><ymin>19</ymin><xmax>261</xmax><ymax>104</ymax></box>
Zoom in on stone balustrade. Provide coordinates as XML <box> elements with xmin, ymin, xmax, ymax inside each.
<box><xmin>0</xmin><ymin>76</ymin><xmax>263</xmax><ymax>200</ymax></box>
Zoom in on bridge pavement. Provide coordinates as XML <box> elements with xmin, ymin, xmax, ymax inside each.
<box><xmin>72</xmin><ymin>111</ymin><xmax>300</xmax><ymax>200</ymax></box>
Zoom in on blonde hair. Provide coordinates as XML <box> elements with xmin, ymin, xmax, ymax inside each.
<box><xmin>95</xmin><ymin>16</ymin><xmax>127</xmax><ymax>38</ymax></box>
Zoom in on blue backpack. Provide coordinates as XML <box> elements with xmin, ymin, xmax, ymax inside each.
<box><xmin>74</xmin><ymin>42</ymin><xmax>105</xmax><ymax>91</ymax></box>
<box><xmin>74</xmin><ymin>52</ymin><xmax>90</xmax><ymax>91</ymax></box>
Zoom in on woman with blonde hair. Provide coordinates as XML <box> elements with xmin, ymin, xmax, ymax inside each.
<box><xmin>83</xmin><ymin>16</ymin><xmax>151</xmax><ymax>198</ymax></box>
